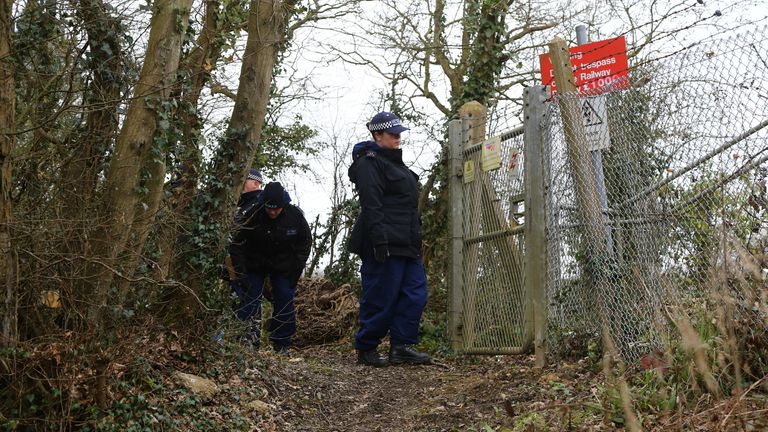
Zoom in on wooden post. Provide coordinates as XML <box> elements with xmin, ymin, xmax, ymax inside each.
<box><xmin>448</xmin><ymin>119</ymin><xmax>465</xmax><ymax>351</ymax></box>
<box><xmin>548</xmin><ymin>37</ymin><xmax>614</xmax><ymax>354</ymax></box>
<box><xmin>548</xmin><ymin>37</ymin><xmax>610</xmax><ymax>255</ymax></box>
<box><xmin>458</xmin><ymin>101</ymin><xmax>486</xmax><ymax>349</ymax></box>
<box><xmin>524</xmin><ymin>86</ymin><xmax>550</xmax><ymax>367</ymax></box>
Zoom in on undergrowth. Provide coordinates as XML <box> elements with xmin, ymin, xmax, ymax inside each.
<box><xmin>594</xmin><ymin>296</ymin><xmax>768</xmax><ymax>431</ymax></box>
<box><xmin>0</xmin><ymin>312</ymin><xmax>261</xmax><ymax>431</ymax></box>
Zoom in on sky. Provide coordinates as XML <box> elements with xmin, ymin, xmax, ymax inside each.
<box><xmin>271</xmin><ymin>55</ymin><xmax>389</xmax><ymax>224</ymax></box>
<box><xmin>209</xmin><ymin>0</ymin><xmax>768</xmax><ymax>239</ymax></box>
<box><xmin>266</xmin><ymin>10</ymin><xmax>438</xmax><ymax>226</ymax></box>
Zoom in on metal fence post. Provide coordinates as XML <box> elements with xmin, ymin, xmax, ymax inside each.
<box><xmin>576</xmin><ymin>25</ymin><xmax>614</xmax><ymax>252</ymax></box>
<box><xmin>448</xmin><ymin>118</ymin><xmax>465</xmax><ymax>351</ymax></box>
<box><xmin>524</xmin><ymin>86</ymin><xmax>549</xmax><ymax>367</ymax></box>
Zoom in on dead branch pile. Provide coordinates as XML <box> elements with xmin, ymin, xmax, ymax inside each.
<box><xmin>293</xmin><ymin>278</ymin><xmax>358</xmax><ymax>347</ymax></box>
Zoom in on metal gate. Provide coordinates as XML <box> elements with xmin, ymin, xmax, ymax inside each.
<box><xmin>447</xmin><ymin>92</ymin><xmax>549</xmax><ymax>356</ymax></box>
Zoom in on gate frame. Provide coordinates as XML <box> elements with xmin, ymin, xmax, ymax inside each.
<box><xmin>448</xmin><ymin>118</ymin><xmax>466</xmax><ymax>352</ymax></box>
<box><xmin>523</xmin><ymin>86</ymin><xmax>550</xmax><ymax>367</ymax></box>
<box><xmin>447</xmin><ymin>93</ymin><xmax>549</xmax><ymax>364</ymax></box>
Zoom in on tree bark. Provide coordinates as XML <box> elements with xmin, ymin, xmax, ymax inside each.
<box><xmin>62</xmin><ymin>0</ymin><xmax>123</xmax><ymax>213</ymax></box>
<box><xmin>86</xmin><ymin>0</ymin><xmax>193</xmax><ymax>324</ymax></box>
<box><xmin>55</xmin><ymin>0</ymin><xmax>124</xmax><ymax>309</ymax></box>
<box><xmin>0</xmin><ymin>0</ymin><xmax>16</xmax><ymax>346</ymax></box>
<box><xmin>175</xmin><ymin>0</ymin><xmax>291</xmax><ymax>286</ymax></box>
<box><xmin>116</xmin><ymin>0</ymin><xmax>231</xmax><ymax>292</ymax></box>
<box><xmin>209</xmin><ymin>0</ymin><xmax>290</xmax><ymax>222</ymax></box>
<box><xmin>155</xmin><ymin>0</ymin><xmax>227</xmax><ymax>279</ymax></box>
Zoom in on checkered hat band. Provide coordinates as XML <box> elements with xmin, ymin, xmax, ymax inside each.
<box><xmin>368</xmin><ymin>119</ymin><xmax>402</xmax><ymax>131</ymax></box>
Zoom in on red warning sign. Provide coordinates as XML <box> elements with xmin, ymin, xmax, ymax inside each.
<box><xmin>539</xmin><ymin>36</ymin><xmax>630</xmax><ymax>95</ymax></box>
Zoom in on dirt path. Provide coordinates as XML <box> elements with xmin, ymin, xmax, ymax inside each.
<box><xmin>256</xmin><ymin>344</ymin><xmax>599</xmax><ymax>432</ymax></box>
<box><xmin>122</xmin><ymin>325</ymin><xmax>767</xmax><ymax>431</ymax></box>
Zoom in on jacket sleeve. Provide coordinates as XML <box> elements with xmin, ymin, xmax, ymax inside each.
<box><xmin>294</xmin><ymin>208</ymin><xmax>312</xmax><ymax>266</ymax></box>
<box><xmin>352</xmin><ymin>157</ymin><xmax>388</xmax><ymax>246</ymax></box>
<box><xmin>228</xmin><ymin>197</ymin><xmax>263</xmax><ymax>276</ymax></box>
<box><xmin>288</xmin><ymin>208</ymin><xmax>312</xmax><ymax>285</ymax></box>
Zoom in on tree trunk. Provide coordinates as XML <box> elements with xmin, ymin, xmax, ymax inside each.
<box><xmin>62</xmin><ymin>0</ymin><xmax>123</xmax><ymax>216</ymax></box>
<box><xmin>116</xmin><ymin>143</ymin><xmax>169</xmax><ymax>299</ymax></box>
<box><xmin>174</xmin><ymin>0</ymin><xmax>290</xmax><ymax>290</ymax></box>
<box><xmin>86</xmin><ymin>0</ymin><xmax>192</xmax><ymax>324</ymax></box>
<box><xmin>155</xmin><ymin>0</ymin><xmax>226</xmax><ymax>279</ymax></box>
<box><xmin>58</xmin><ymin>0</ymin><xmax>124</xmax><ymax>309</ymax></box>
<box><xmin>209</xmin><ymin>0</ymin><xmax>290</xmax><ymax>225</ymax></box>
<box><xmin>0</xmin><ymin>0</ymin><xmax>16</xmax><ymax>346</ymax></box>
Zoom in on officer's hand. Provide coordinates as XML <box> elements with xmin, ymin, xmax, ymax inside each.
<box><xmin>374</xmin><ymin>245</ymin><xmax>389</xmax><ymax>263</ymax></box>
<box><xmin>289</xmin><ymin>266</ymin><xmax>303</xmax><ymax>287</ymax></box>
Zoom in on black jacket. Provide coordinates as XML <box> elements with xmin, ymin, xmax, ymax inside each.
<box><xmin>233</xmin><ymin>189</ymin><xmax>263</xmax><ymax>227</ymax></box>
<box><xmin>229</xmin><ymin>200</ymin><xmax>311</xmax><ymax>278</ymax></box>
<box><xmin>347</xmin><ymin>140</ymin><xmax>422</xmax><ymax>258</ymax></box>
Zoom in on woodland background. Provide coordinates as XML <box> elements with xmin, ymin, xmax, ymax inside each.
<box><xmin>0</xmin><ymin>0</ymin><xmax>766</xmax><ymax>430</ymax></box>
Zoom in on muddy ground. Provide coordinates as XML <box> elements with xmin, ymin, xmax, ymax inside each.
<box><xmin>223</xmin><ymin>342</ymin><xmax>602</xmax><ymax>432</ymax></box>
<box><xmin>202</xmin><ymin>340</ymin><xmax>766</xmax><ymax>432</ymax></box>
<box><xmin>172</xmin><ymin>278</ymin><xmax>766</xmax><ymax>432</ymax></box>
<box><xmin>24</xmin><ymin>277</ymin><xmax>761</xmax><ymax>431</ymax></box>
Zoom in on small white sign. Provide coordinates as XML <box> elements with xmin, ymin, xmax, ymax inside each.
<box><xmin>581</xmin><ymin>96</ymin><xmax>610</xmax><ymax>151</ymax></box>
<box><xmin>481</xmin><ymin>136</ymin><xmax>502</xmax><ymax>171</ymax></box>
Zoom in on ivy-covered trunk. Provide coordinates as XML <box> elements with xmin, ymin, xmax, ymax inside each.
<box><xmin>207</xmin><ymin>0</ymin><xmax>292</xmax><ymax>230</ymax></box>
<box><xmin>58</xmin><ymin>0</ymin><xmax>125</xmax><ymax>313</ymax></box>
<box><xmin>421</xmin><ymin>0</ymin><xmax>515</xmax><ymax>291</ymax></box>
<box><xmin>0</xmin><ymin>0</ymin><xmax>15</xmax><ymax>346</ymax></box>
<box><xmin>174</xmin><ymin>0</ymin><xmax>294</xmax><ymax>303</ymax></box>
<box><xmin>155</xmin><ymin>0</ymin><xmax>231</xmax><ymax>280</ymax></box>
<box><xmin>61</xmin><ymin>0</ymin><xmax>123</xmax><ymax>218</ymax></box>
<box><xmin>85</xmin><ymin>0</ymin><xmax>192</xmax><ymax>326</ymax></box>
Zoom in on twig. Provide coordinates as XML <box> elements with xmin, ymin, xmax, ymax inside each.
<box><xmin>719</xmin><ymin>375</ymin><xmax>768</xmax><ymax>429</ymax></box>
<box><xmin>425</xmin><ymin>359</ymin><xmax>451</xmax><ymax>369</ymax></box>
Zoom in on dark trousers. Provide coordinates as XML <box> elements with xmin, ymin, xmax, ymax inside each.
<box><xmin>232</xmin><ymin>272</ymin><xmax>296</xmax><ymax>348</ymax></box>
<box><xmin>354</xmin><ymin>255</ymin><xmax>428</xmax><ymax>351</ymax></box>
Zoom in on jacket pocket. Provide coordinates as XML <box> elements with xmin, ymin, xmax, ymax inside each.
<box><xmin>385</xmin><ymin>222</ymin><xmax>412</xmax><ymax>247</ymax></box>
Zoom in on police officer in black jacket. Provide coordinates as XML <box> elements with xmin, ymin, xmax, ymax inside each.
<box><xmin>348</xmin><ymin>111</ymin><xmax>431</xmax><ymax>367</ymax></box>
<box><xmin>227</xmin><ymin>168</ymin><xmax>264</xmax><ymax>285</ymax></box>
<box><xmin>229</xmin><ymin>181</ymin><xmax>311</xmax><ymax>353</ymax></box>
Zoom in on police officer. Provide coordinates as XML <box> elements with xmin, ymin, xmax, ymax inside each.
<box><xmin>348</xmin><ymin>111</ymin><xmax>431</xmax><ymax>367</ymax></box>
<box><xmin>229</xmin><ymin>181</ymin><xmax>311</xmax><ymax>353</ymax></box>
<box><xmin>232</xmin><ymin>168</ymin><xmax>265</xmax><ymax>246</ymax></box>
<box><xmin>227</xmin><ymin>168</ymin><xmax>264</xmax><ymax>299</ymax></box>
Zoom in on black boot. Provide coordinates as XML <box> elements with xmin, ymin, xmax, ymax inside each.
<box><xmin>357</xmin><ymin>349</ymin><xmax>389</xmax><ymax>367</ymax></box>
<box><xmin>272</xmin><ymin>343</ymin><xmax>290</xmax><ymax>356</ymax></box>
<box><xmin>389</xmin><ymin>345</ymin><xmax>431</xmax><ymax>365</ymax></box>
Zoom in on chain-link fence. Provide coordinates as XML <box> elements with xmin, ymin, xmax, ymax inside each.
<box><xmin>447</xmin><ymin>27</ymin><xmax>767</xmax><ymax>361</ymax></box>
<box><xmin>544</xmin><ymin>27</ymin><xmax>768</xmax><ymax>361</ymax></box>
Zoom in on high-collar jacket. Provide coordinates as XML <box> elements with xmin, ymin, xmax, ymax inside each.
<box><xmin>347</xmin><ymin>140</ymin><xmax>422</xmax><ymax>258</ymax></box>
